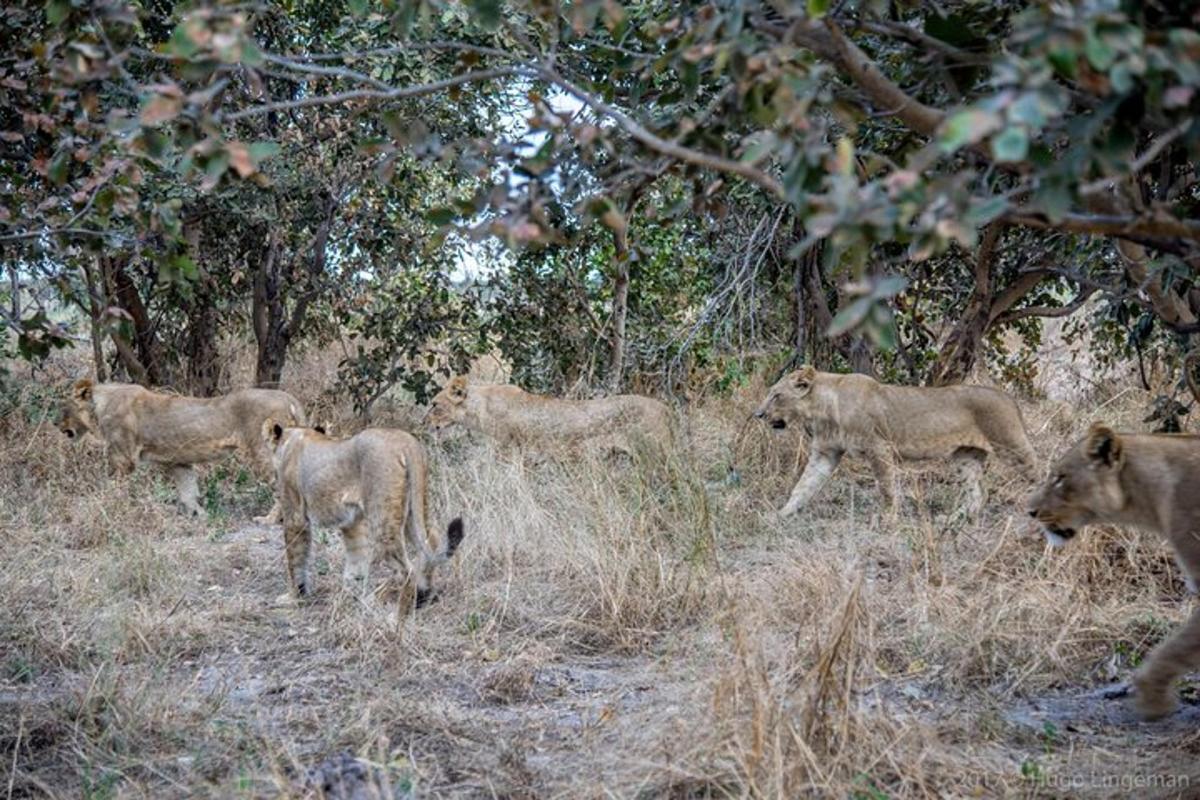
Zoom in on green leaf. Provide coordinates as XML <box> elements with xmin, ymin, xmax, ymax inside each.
<box><xmin>425</xmin><ymin>207</ymin><xmax>456</xmax><ymax>225</ymax></box>
<box><xmin>47</xmin><ymin>150</ymin><xmax>70</xmax><ymax>185</ymax></box>
<box><xmin>240</xmin><ymin>39</ymin><xmax>264</xmax><ymax>68</ymax></box>
<box><xmin>45</xmin><ymin>0</ymin><xmax>69</xmax><ymax>26</ymax></box>
<box><xmin>939</xmin><ymin>109</ymin><xmax>1002</xmax><ymax>153</ymax></box>
<box><xmin>1007</xmin><ymin>94</ymin><xmax>1046</xmax><ymax>128</ymax></box>
<box><xmin>465</xmin><ymin>0</ymin><xmax>502</xmax><ymax>29</ymax></box>
<box><xmin>991</xmin><ymin>126</ymin><xmax>1029</xmax><ymax>163</ymax></box>
<box><xmin>827</xmin><ymin>296</ymin><xmax>873</xmax><ymax>338</ymax></box>
<box><xmin>172</xmin><ymin>255</ymin><xmax>199</xmax><ymax>282</ymax></box>
<box><xmin>348</xmin><ymin>0</ymin><xmax>369</xmax><ymax>16</ymax></box>
<box><xmin>806</xmin><ymin>0</ymin><xmax>830</xmax><ymax>19</ymax></box>
<box><xmin>248</xmin><ymin>141</ymin><xmax>280</xmax><ymax>164</ymax></box>
<box><xmin>168</xmin><ymin>23</ymin><xmax>199</xmax><ymax>59</ymax></box>
<box><xmin>1033</xmin><ymin>179</ymin><xmax>1072</xmax><ymax>224</ymax></box>
<box><xmin>1085</xmin><ymin>30</ymin><xmax>1116</xmax><ymax>72</ymax></box>
<box><xmin>965</xmin><ymin>196</ymin><xmax>1010</xmax><ymax>227</ymax></box>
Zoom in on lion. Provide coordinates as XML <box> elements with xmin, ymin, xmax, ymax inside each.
<box><xmin>263</xmin><ymin>421</ymin><xmax>465</xmax><ymax>614</ymax></box>
<box><xmin>754</xmin><ymin>366</ymin><xmax>1037</xmax><ymax>517</ymax></box>
<box><xmin>1028</xmin><ymin>424</ymin><xmax>1200</xmax><ymax>720</ymax></box>
<box><xmin>425</xmin><ymin>376</ymin><xmax>675</xmax><ymax>457</ymax></box>
<box><xmin>58</xmin><ymin>379</ymin><xmax>306</xmax><ymax>521</ymax></box>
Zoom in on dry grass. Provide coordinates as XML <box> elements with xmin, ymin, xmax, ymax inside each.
<box><xmin>2</xmin><ymin>360</ymin><xmax>1200</xmax><ymax>798</ymax></box>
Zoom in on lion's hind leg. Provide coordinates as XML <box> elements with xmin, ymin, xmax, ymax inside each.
<box><xmin>282</xmin><ymin>520</ymin><xmax>313</xmax><ymax>601</ymax></box>
<box><xmin>340</xmin><ymin>517</ymin><xmax>372</xmax><ymax>598</ymax></box>
<box><xmin>166</xmin><ymin>465</ymin><xmax>204</xmax><ymax>518</ymax></box>
<box><xmin>951</xmin><ymin>446</ymin><xmax>988</xmax><ymax>517</ymax></box>
<box><xmin>864</xmin><ymin>446</ymin><xmax>899</xmax><ymax>518</ymax></box>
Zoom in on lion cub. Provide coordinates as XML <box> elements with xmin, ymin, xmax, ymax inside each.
<box><xmin>263</xmin><ymin>421</ymin><xmax>465</xmax><ymax>614</ymax></box>
<box><xmin>1029</xmin><ymin>424</ymin><xmax>1200</xmax><ymax>720</ymax></box>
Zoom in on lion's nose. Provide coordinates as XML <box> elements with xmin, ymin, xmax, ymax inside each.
<box><xmin>1027</xmin><ymin>508</ymin><xmax>1038</xmax><ymax>519</ymax></box>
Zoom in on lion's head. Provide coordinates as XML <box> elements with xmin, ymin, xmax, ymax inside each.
<box><xmin>754</xmin><ymin>366</ymin><xmax>817</xmax><ymax>430</ymax></box>
<box><xmin>58</xmin><ymin>378</ymin><xmax>99</xmax><ymax>442</ymax></box>
<box><xmin>262</xmin><ymin>419</ymin><xmax>326</xmax><ymax>462</ymax></box>
<box><xmin>426</xmin><ymin>376</ymin><xmax>469</xmax><ymax>431</ymax></box>
<box><xmin>1027</xmin><ymin>424</ymin><xmax>1128</xmax><ymax>547</ymax></box>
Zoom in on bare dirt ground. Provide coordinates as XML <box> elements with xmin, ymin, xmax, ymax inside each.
<box><xmin>3</xmin><ymin>376</ymin><xmax>1200</xmax><ymax>798</ymax></box>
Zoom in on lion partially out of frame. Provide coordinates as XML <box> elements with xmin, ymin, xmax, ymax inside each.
<box><xmin>58</xmin><ymin>379</ymin><xmax>307</xmax><ymax>521</ymax></box>
<box><xmin>754</xmin><ymin>366</ymin><xmax>1037</xmax><ymax>517</ymax></box>
<box><xmin>1028</xmin><ymin>424</ymin><xmax>1200</xmax><ymax>720</ymax></box>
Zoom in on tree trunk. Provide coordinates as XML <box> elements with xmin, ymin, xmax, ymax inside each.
<box><xmin>253</xmin><ymin>229</ymin><xmax>289</xmax><ymax>388</ymax></box>
<box><xmin>101</xmin><ymin>254</ymin><xmax>164</xmax><ymax>386</ymax></box>
<box><xmin>80</xmin><ymin>259</ymin><xmax>109</xmax><ymax>382</ymax></box>
<box><xmin>930</xmin><ymin>223</ymin><xmax>1002</xmax><ymax>386</ymax></box>
<box><xmin>252</xmin><ymin>190</ymin><xmax>338</xmax><ymax>388</ymax></box>
<box><xmin>797</xmin><ymin>240</ymin><xmax>871</xmax><ymax>373</ymax></box>
<box><xmin>607</xmin><ymin>223</ymin><xmax>630</xmax><ymax>393</ymax></box>
<box><xmin>791</xmin><ymin>230</ymin><xmax>807</xmax><ymax>362</ymax></box>
<box><xmin>182</xmin><ymin>224</ymin><xmax>220</xmax><ymax>396</ymax></box>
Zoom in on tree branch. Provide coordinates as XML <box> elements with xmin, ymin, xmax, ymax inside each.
<box><xmin>993</xmin><ymin>287</ymin><xmax>1098</xmax><ymax>325</ymax></box>
<box><xmin>221</xmin><ymin>66</ymin><xmax>526</xmax><ymax>121</ymax></box>
<box><xmin>535</xmin><ymin>67</ymin><xmax>784</xmax><ymax>198</ymax></box>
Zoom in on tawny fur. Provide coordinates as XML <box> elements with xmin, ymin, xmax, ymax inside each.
<box><xmin>1028</xmin><ymin>424</ymin><xmax>1200</xmax><ymax>720</ymax></box>
<box><xmin>755</xmin><ymin>366</ymin><xmax>1037</xmax><ymax>517</ymax></box>
<box><xmin>58</xmin><ymin>379</ymin><xmax>306</xmax><ymax>520</ymax></box>
<box><xmin>425</xmin><ymin>375</ymin><xmax>675</xmax><ymax>457</ymax></box>
<box><xmin>265</xmin><ymin>423</ymin><xmax>464</xmax><ymax>615</ymax></box>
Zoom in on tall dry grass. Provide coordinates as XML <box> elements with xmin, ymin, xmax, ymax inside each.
<box><xmin>1</xmin><ymin>355</ymin><xmax>1198</xmax><ymax>798</ymax></box>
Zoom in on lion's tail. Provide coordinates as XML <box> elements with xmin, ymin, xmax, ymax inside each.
<box><xmin>288</xmin><ymin>399</ymin><xmax>308</xmax><ymax>428</ymax></box>
<box><xmin>404</xmin><ymin>459</ymin><xmax>465</xmax><ymax>567</ymax></box>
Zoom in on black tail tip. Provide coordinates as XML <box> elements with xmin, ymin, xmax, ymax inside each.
<box><xmin>446</xmin><ymin>517</ymin><xmax>465</xmax><ymax>557</ymax></box>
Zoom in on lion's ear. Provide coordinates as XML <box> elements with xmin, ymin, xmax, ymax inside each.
<box><xmin>313</xmin><ymin>424</ymin><xmax>327</xmax><ymax>435</ymax></box>
<box><xmin>263</xmin><ymin>418</ymin><xmax>284</xmax><ymax>446</ymax></box>
<box><xmin>73</xmin><ymin>378</ymin><xmax>94</xmax><ymax>402</ymax></box>
<box><xmin>449</xmin><ymin>375</ymin><xmax>468</xmax><ymax>401</ymax></box>
<box><xmin>1086</xmin><ymin>424</ymin><xmax>1122</xmax><ymax>469</ymax></box>
<box><xmin>793</xmin><ymin>366</ymin><xmax>816</xmax><ymax>388</ymax></box>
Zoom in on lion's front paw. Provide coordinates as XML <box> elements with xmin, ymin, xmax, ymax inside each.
<box><xmin>1132</xmin><ymin>678</ymin><xmax>1179</xmax><ymax>720</ymax></box>
<box><xmin>272</xmin><ymin>591</ymin><xmax>301</xmax><ymax>608</ymax></box>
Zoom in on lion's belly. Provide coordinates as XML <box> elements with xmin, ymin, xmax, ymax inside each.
<box><xmin>138</xmin><ymin>439</ymin><xmax>239</xmax><ymax>465</ymax></box>
<box><xmin>298</xmin><ymin>456</ymin><xmax>364</xmax><ymax>531</ymax></box>
<box><xmin>304</xmin><ymin>496</ymin><xmax>363</xmax><ymax>531</ymax></box>
<box><xmin>890</xmin><ymin>418</ymin><xmax>990</xmax><ymax>460</ymax></box>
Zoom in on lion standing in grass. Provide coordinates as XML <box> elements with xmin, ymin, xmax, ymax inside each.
<box><xmin>754</xmin><ymin>366</ymin><xmax>1037</xmax><ymax>517</ymax></box>
<box><xmin>1028</xmin><ymin>424</ymin><xmax>1200</xmax><ymax>720</ymax></box>
<box><xmin>425</xmin><ymin>375</ymin><xmax>675</xmax><ymax>457</ymax></box>
<box><xmin>264</xmin><ymin>422</ymin><xmax>464</xmax><ymax>614</ymax></box>
<box><xmin>58</xmin><ymin>379</ymin><xmax>307</xmax><ymax>520</ymax></box>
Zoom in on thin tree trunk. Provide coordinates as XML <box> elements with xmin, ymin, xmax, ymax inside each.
<box><xmin>253</xmin><ymin>229</ymin><xmax>288</xmax><ymax>388</ymax></box>
<box><xmin>80</xmin><ymin>259</ymin><xmax>108</xmax><ymax>382</ymax></box>
<box><xmin>101</xmin><ymin>254</ymin><xmax>163</xmax><ymax>386</ymax></box>
<box><xmin>792</xmin><ymin>236</ymin><xmax>807</xmax><ymax>362</ymax></box>
<box><xmin>183</xmin><ymin>223</ymin><xmax>220</xmax><ymax>396</ymax></box>
<box><xmin>252</xmin><ymin>190</ymin><xmax>338</xmax><ymax>388</ymax></box>
<box><xmin>930</xmin><ymin>223</ymin><xmax>1003</xmax><ymax>386</ymax></box>
<box><xmin>607</xmin><ymin>223</ymin><xmax>630</xmax><ymax>393</ymax></box>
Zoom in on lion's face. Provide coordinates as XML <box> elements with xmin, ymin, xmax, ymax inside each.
<box><xmin>57</xmin><ymin>379</ymin><xmax>99</xmax><ymax>442</ymax></box>
<box><xmin>1027</xmin><ymin>424</ymin><xmax>1128</xmax><ymax>547</ymax></box>
<box><xmin>754</xmin><ymin>366</ymin><xmax>817</xmax><ymax>430</ymax></box>
<box><xmin>426</xmin><ymin>376</ymin><xmax>469</xmax><ymax>431</ymax></box>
